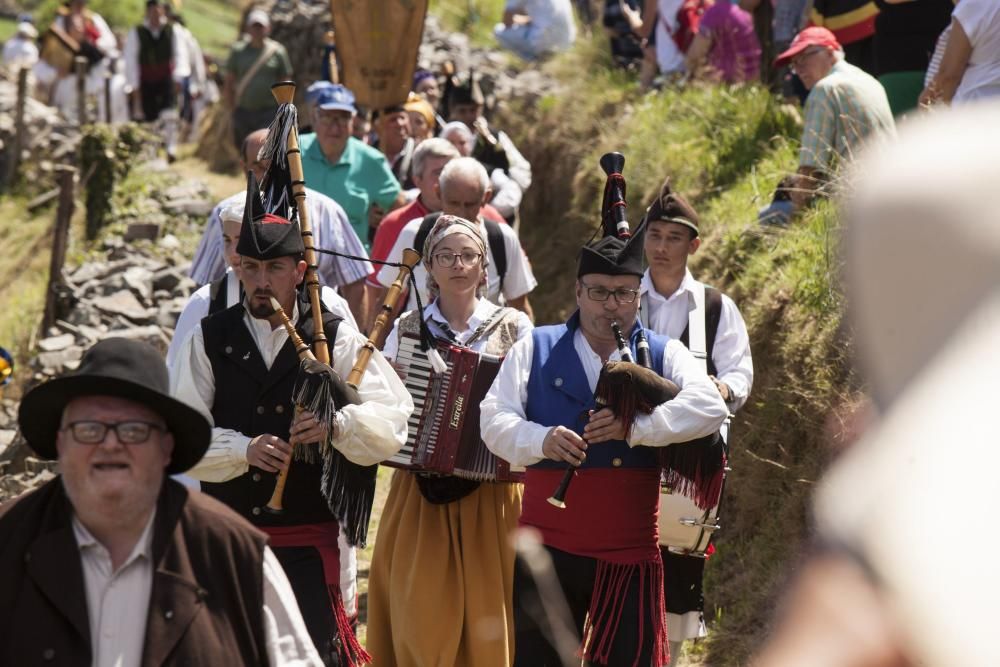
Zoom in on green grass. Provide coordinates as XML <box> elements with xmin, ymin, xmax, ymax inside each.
<box><xmin>0</xmin><ymin>194</ymin><xmax>89</xmax><ymax>392</ymax></box>
<box><xmin>180</xmin><ymin>0</ymin><xmax>242</xmax><ymax>61</ymax></box>
<box><xmin>431</xmin><ymin>0</ymin><xmax>506</xmax><ymax>45</ymax></box>
<box><xmin>0</xmin><ymin>17</ymin><xmax>18</xmax><ymax>43</ymax></box>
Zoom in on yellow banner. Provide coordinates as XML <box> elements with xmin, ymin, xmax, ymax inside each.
<box><xmin>329</xmin><ymin>0</ymin><xmax>429</xmax><ymax>109</ymax></box>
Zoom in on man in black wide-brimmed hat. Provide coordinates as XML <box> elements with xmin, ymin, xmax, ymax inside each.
<box><xmin>0</xmin><ymin>337</ymin><xmax>323</xmax><ymax>665</ymax></box>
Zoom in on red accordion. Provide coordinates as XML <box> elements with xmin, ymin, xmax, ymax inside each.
<box><xmin>385</xmin><ymin>332</ymin><xmax>524</xmax><ymax>482</ymax></box>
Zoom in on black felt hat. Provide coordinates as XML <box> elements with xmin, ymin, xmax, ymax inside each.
<box><xmin>236</xmin><ymin>170</ymin><xmax>305</xmax><ymax>260</ymax></box>
<box><xmin>447</xmin><ymin>70</ymin><xmax>485</xmax><ymax>107</ymax></box>
<box><xmin>18</xmin><ymin>338</ymin><xmax>211</xmax><ymax>474</ymax></box>
<box><xmin>644</xmin><ymin>177</ymin><xmax>700</xmax><ymax>237</ymax></box>
<box><xmin>577</xmin><ymin>220</ymin><xmax>647</xmax><ymax>277</ymax></box>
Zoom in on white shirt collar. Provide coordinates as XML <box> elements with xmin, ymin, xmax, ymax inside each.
<box><xmin>424</xmin><ymin>297</ymin><xmax>498</xmax><ymax>336</ymax></box>
<box><xmin>241</xmin><ymin>298</ymin><xmax>301</xmax><ymax>332</ymax></box>
<box><xmin>641</xmin><ymin>267</ymin><xmax>696</xmax><ymax>305</ymax></box>
<box><xmin>73</xmin><ymin>508</ymin><xmax>157</xmax><ymax>570</ymax></box>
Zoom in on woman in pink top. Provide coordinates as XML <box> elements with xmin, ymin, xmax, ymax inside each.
<box><xmin>686</xmin><ymin>0</ymin><xmax>762</xmax><ymax>83</ymax></box>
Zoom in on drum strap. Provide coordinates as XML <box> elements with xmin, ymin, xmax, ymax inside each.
<box><xmin>235</xmin><ymin>39</ymin><xmax>279</xmax><ymax>105</ymax></box>
<box><xmin>688</xmin><ymin>282</ymin><xmax>708</xmax><ymax>375</ymax></box>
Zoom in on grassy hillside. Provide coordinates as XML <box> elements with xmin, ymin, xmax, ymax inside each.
<box><xmin>495</xmin><ymin>32</ymin><xmax>853</xmax><ymax>666</ymax></box>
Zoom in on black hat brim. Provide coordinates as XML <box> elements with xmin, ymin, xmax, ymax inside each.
<box><xmin>18</xmin><ymin>374</ymin><xmax>211</xmax><ymax>474</ymax></box>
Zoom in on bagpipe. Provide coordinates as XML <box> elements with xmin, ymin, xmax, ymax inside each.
<box><xmin>547</xmin><ymin>153</ymin><xmax>727</xmax><ymax>552</ymax></box>
<box><xmin>256</xmin><ymin>81</ymin><xmax>421</xmax><ymax>548</ymax></box>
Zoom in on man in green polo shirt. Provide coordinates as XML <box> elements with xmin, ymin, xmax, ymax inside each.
<box><xmin>299</xmin><ymin>82</ymin><xmax>405</xmax><ymax>249</ymax></box>
<box><xmin>223</xmin><ymin>9</ymin><xmax>293</xmax><ymax>149</ymax></box>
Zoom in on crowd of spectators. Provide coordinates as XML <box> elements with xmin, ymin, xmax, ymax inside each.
<box><xmin>2</xmin><ymin>0</ymin><xmax>219</xmax><ymax>160</ymax></box>
<box><xmin>578</xmin><ymin>0</ymin><xmax>997</xmax><ymax>224</ymax></box>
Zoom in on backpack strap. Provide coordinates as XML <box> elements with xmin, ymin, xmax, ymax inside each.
<box><xmin>483</xmin><ymin>218</ymin><xmax>507</xmax><ymax>294</ymax></box>
<box><xmin>679</xmin><ymin>282</ymin><xmax>723</xmax><ymax>377</ymax></box>
<box><xmin>687</xmin><ymin>282</ymin><xmax>708</xmax><ymax>374</ymax></box>
<box><xmin>412</xmin><ymin>211</ymin><xmax>442</xmax><ymax>256</ymax></box>
<box><xmin>208</xmin><ymin>272</ymin><xmax>242</xmax><ymax>316</ymax></box>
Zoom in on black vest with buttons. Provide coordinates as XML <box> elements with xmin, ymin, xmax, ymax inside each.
<box><xmin>200</xmin><ymin>300</ymin><xmax>342</xmax><ymax>527</ymax></box>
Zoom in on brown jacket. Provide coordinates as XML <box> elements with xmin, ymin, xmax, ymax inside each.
<box><xmin>0</xmin><ymin>478</ymin><xmax>270</xmax><ymax>666</ymax></box>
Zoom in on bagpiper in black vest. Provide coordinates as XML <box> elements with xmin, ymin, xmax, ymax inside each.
<box><xmin>199</xmin><ymin>296</ymin><xmax>342</xmax><ymax>528</ymax></box>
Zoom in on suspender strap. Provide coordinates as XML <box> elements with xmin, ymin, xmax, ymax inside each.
<box><xmin>688</xmin><ymin>282</ymin><xmax>708</xmax><ymax>374</ymax></box>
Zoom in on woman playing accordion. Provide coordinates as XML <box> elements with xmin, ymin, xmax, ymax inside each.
<box><xmin>366</xmin><ymin>215</ymin><xmax>532</xmax><ymax>665</ymax></box>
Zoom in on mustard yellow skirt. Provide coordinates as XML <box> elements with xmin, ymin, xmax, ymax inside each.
<box><xmin>366</xmin><ymin>470</ymin><xmax>523</xmax><ymax>667</ymax></box>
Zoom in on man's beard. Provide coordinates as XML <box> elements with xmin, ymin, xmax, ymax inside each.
<box><xmin>249</xmin><ymin>290</ymin><xmax>277</xmax><ymax>319</ymax></box>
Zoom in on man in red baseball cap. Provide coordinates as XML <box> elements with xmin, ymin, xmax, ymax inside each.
<box><xmin>775</xmin><ymin>26</ymin><xmax>895</xmax><ymax>213</ymax></box>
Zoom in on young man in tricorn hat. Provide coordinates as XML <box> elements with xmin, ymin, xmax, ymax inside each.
<box><xmin>640</xmin><ymin>179</ymin><xmax>754</xmax><ymax>666</ymax></box>
<box><xmin>481</xmin><ymin>219</ymin><xmax>727</xmax><ymax>665</ymax></box>
<box><xmin>170</xmin><ymin>172</ymin><xmax>412</xmax><ymax>666</ymax></box>
<box><xmin>0</xmin><ymin>337</ymin><xmax>322</xmax><ymax>665</ymax></box>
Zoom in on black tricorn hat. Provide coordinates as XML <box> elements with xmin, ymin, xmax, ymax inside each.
<box><xmin>237</xmin><ymin>170</ymin><xmax>305</xmax><ymax>260</ymax></box>
<box><xmin>644</xmin><ymin>177</ymin><xmax>700</xmax><ymax>237</ymax></box>
<box><xmin>578</xmin><ymin>218</ymin><xmax>647</xmax><ymax>277</ymax></box>
<box><xmin>447</xmin><ymin>70</ymin><xmax>485</xmax><ymax>107</ymax></box>
<box><xmin>18</xmin><ymin>338</ymin><xmax>211</xmax><ymax>474</ymax></box>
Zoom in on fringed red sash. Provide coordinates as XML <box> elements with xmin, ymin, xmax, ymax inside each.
<box><xmin>262</xmin><ymin>523</ymin><xmax>372</xmax><ymax>667</ymax></box>
<box><xmin>659</xmin><ymin>437</ymin><xmax>727</xmax><ymax>511</ymax></box>
<box><xmin>584</xmin><ymin>559</ymin><xmax>668</xmax><ymax>667</ymax></box>
<box><xmin>521</xmin><ymin>468</ymin><xmax>669</xmax><ymax>666</ymax></box>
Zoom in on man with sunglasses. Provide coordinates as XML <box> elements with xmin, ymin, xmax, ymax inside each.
<box><xmin>774</xmin><ymin>27</ymin><xmax>894</xmax><ymax>211</ymax></box>
<box><xmin>481</xmin><ymin>219</ymin><xmax>727</xmax><ymax>666</ymax></box>
<box><xmin>0</xmin><ymin>338</ymin><xmax>323</xmax><ymax>665</ymax></box>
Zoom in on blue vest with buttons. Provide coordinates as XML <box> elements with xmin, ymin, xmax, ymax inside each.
<box><xmin>526</xmin><ymin>313</ymin><xmax>667</xmax><ymax>470</ymax></box>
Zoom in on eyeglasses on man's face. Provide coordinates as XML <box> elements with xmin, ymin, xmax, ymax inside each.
<box><xmin>581</xmin><ymin>283</ymin><xmax>640</xmax><ymax>304</ymax></box>
<box><xmin>315</xmin><ymin>112</ymin><xmax>352</xmax><ymax>127</ymax></box>
<box><xmin>62</xmin><ymin>420</ymin><xmax>166</xmax><ymax>445</ymax></box>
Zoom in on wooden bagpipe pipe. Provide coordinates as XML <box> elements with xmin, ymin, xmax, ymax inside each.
<box><xmin>259</xmin><ymin>80</ymin><xmax>421</xmax><ymax>547</ymax></box>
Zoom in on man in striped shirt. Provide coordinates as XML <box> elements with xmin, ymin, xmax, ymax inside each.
<box><xmin>189</xmin><ymin>129</ymin><xmax>373</xmax><ymax>325</ymax></box>
<box><xmin>775</xmin><ymin>27</ymin><xmax>895</xmax><ymax>210</ymax></box>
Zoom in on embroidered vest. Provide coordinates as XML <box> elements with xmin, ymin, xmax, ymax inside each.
<box><xmin>396</xmin><ymin>304</ymin><xmax>519</xmax><ymax>356</ymax></box>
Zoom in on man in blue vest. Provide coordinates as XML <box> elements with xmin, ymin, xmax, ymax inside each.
<box><xmin>481</xmin><ymin>220</ymin><xmax>728</xmax><ymax>666</ymax></box>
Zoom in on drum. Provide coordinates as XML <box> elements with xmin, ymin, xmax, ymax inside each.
<box><xmin>40</xmin><ymin>25</ymin><xmax>80</xmax><ymax>76</ymax></box>
<box><xmin>658</xmin><ymin>481</ymin><xmax>723</xmax><ymax>556</ymax></box>
<box><xmin>658</xmin><ymin>426</ymin><xmax>730</xmax><ymax>557</ymax></box>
